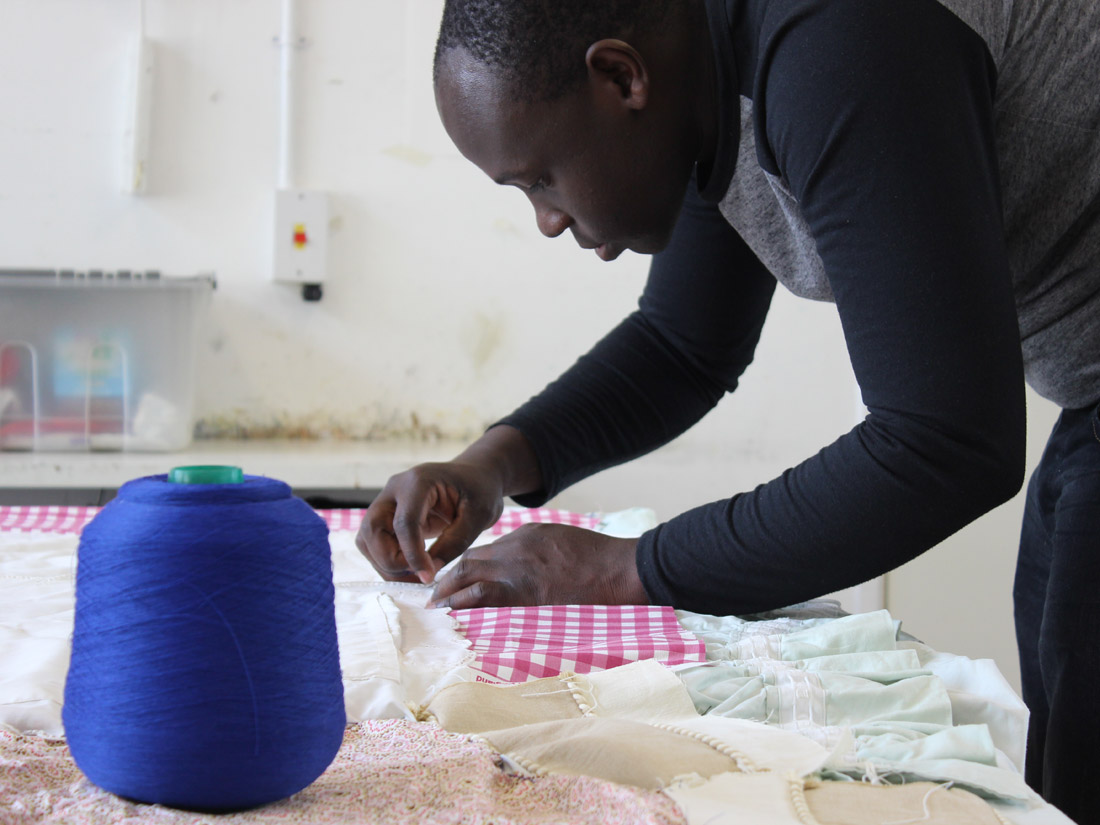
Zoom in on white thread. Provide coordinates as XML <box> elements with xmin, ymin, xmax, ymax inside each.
<box><xmin>563</xmin><ymin>675</ymin><xmax>600</xmax><ymax>716</ymax></box>
<box><xmin>520</xmin><ymin>687</ymin><xmax>574</xmax><ymax>698</ymax></box>
<box><xmin>881</xmin><ymin>781</ymin><xmax>954</xmax><ymax>825</ymax></box>
<box><xmin>468</xmin><ymin>734</ymin><xmax>543</xmax><ymax>776</ymax></box>
<box><xmin>862</xmin><ymin>762</ymin><xmax>883</xmax><ymax>785</ymax></box>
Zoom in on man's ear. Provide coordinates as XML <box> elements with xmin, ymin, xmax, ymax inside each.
<box><xmin>585</xmin><ymin>39</ymin><xmax>649</xmax><ymax>110</ymax></box>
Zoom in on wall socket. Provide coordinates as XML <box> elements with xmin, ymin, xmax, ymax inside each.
<box><xmin>272</xmin><ymin>189</ymin><xmax>328</xmax><ymax>284</ymax></box>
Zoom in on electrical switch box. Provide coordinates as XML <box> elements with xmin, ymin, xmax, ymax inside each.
<box><xmin>273</xmin><ymin>189</ymin><xmax>328</xmax><ymax>285</ymax></box>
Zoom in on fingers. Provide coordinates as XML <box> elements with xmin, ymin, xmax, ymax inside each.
<box><xmin>358</xmin><ymin>480</ymin><xmax>468</xmax><ymax>585</ymax></box>
<box><xmin>427</xmin><ymin>509</ymin><xmax>493</xmax><ymax>571</ymax></box>
<box><xmin>390</xmin><ymin>494</ymin><xmax>436</xmax><ymax>584</ymax></box>
<box><xmin>429</xmin><ymin>555</ymin><xmax>516</xmax><ymax>609</ymax></box>
<box><xmin>355</xmin><ymin>499</ymin><xmax>422</xmax><ymax>582</ymax></box>
<box><xmin>355</xmin><ymin>462</ymin><xmax>504</xmax><ymax>586</ymax></box>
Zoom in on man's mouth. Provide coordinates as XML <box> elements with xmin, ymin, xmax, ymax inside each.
<box><xmin>575</xmin><ymin>232</ymin><xmax>624</xmax><ymax>262</ymax></box>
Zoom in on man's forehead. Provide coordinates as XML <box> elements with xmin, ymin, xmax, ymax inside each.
<box><xmin>437</xmin><ymin>48</ymin><xmax>511</xmax><ymax>108</ymax></box>
<box><xmin>436</xmin><ymin>49</ymin><xmax>541</xmax><ymax>177</ymax></box>
<box><xmin>437</xmin><ymin>49</ymin><xmax>544</xmax><ymax>141</ymax></box>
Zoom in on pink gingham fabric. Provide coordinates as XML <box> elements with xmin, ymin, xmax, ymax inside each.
<box><xmin>0</xmin><ymin>505</ymin><xmax>98</xmax><ymax>534</ymax></box>
<box><xmin>485</xmin><ymin>507</ymin><xmax>603</xmax><ymax>535</ymax></box>
<box><xmin>0</xmin><ymin>504</ymin><xmax>601</xmax><ymax>536</ymax></box>
<box><xmin>452</xmin><ymin>604</ymin><xmax>707</xmax><ymax>683</ymax></box>
<box><xmin>0</xmin><ymin>505</ymin><xmax>367</xmax><ymax>534</ymax></box>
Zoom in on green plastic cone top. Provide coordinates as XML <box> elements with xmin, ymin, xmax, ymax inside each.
<box><xmin>167</xmin><ymin>465</ymin><xmax>245</xmax><ymax>485</ymax></box>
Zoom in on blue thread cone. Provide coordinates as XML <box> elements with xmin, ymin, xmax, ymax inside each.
<box><xmin>63</xmin><ymin>474</ymin><xmax>345</xmax><ymax>811</ymax></box>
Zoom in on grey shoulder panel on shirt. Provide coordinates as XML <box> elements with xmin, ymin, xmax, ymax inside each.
<box><xmin>717</xmin><ymin>0</ymin><xmax>1100</xmax><ymax>409</ymax></box>
<box><xmin>717</xmin><ymin>98</ymin><xmax>833</xmax><ymax>303</ymax></box>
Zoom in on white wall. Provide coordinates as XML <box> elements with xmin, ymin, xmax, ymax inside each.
<box><xmin>1</xmin><ymin>0</ymin><xmax>1055</xmax><ymax>692</ymax></box>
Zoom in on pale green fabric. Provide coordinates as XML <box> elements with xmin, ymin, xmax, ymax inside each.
<box><xmin>674</xmin><ymin>610</ymin><xmax>1037</xmax><ymax>804</ymax></box>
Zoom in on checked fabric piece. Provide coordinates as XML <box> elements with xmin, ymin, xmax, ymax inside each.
<box><xmin>451</xmin><ymin>604</ymin><xmax>707</xmax><ymax>683</ymax></box>
<box><xmin>0</xmin><ymin>504</ymin><xmax>602</xmax><ymax>536</ymax></box>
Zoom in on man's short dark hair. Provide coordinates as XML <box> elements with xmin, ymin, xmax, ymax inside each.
<box><xmin>434</xmin><ymin>0</ymin><xmax>671</xmax><ymax>102</ymax></box>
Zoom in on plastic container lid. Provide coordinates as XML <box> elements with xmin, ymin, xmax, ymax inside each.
<box><xmin>168</xmin><ymin>465</ymin><xmax>244</xmax><ymax>484</ymax></box>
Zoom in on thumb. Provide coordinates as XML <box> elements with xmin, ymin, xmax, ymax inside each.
<box><xmin>428</xmin><ymin>510</ymin><xmax>492</xmax><ymax>570</ymax></box>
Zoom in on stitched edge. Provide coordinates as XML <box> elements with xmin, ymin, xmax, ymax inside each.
<box><xmin>467</xmin><ymin>734</ymin><xmax>546</xmax><ymax>776</ymax></box>
<box><xmin>563</xmin><ymin>674</ymin><xmax>598</xmax><ymax>717</ymax></box>
<box><xmin>648</xmin><ymin>721</ymin><xmax>762</xmax><ymax>773</ymax></box>
<box><xmin>788</xmin><ymin>773</ymin><xmax>821</xmax><ymax>825</ymax></box>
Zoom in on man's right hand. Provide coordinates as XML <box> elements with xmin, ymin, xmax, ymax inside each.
<box><xmin>355</xmin><ymin>460</ymin><xmax>505</xmax><ymax>584</ymax></box>
<box><xmin>355</xmin><ymin>425</ymin><xmax>542</xmax><ymax>584</ymax></box>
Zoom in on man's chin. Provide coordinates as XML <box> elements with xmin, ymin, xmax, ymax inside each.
<box><xmin>591</xmin><ymin>230</ymin><xmax>672</xmax><ymax>261</ymax></box>
<box><xmin>595</xmin><ymin>243</ymin><xmax>625</xmax><ymax>262</ymax></box>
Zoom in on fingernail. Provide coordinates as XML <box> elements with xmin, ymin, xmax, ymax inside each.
<box><xmin>417</xmin><ymin>569</ymin><xmax>434</xmax><ymax>585</ymax></box>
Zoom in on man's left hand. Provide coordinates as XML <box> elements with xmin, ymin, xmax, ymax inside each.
<box><xmin>428</xmin><ymin>523</ymin><xmax>649</xmax><ymax>608</ymax></box>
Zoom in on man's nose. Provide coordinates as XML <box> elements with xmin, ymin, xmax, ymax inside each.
<box><xmin>534</xmin><ymin>204</ymin><xmax>572</xmax><ymax>238</ymax></box>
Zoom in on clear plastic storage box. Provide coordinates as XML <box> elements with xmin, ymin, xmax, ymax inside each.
<box><xmin>0</xmin><ymin>270</ymin><xmax>214</xmax><ymax>452</ymax></box>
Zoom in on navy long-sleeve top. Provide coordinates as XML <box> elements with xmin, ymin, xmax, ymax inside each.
<box><xmin>498</xmin><ymin>0</ymin><xmax>1100</xmax><ymax>614</ymax></box>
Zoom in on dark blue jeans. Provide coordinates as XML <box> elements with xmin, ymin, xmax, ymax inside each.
<box><xmin>1015</xmin><ymin>401</ymin><xmax>1100</xmax><ymax>825</ymax></box>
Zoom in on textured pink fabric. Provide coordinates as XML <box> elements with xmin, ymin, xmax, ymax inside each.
<box><xmin>0</xmin><ymin>722</ymin><xmax>686</xmax><ymax>825</ymax></box>
<box><xmin>452</xmin><ymin>605</ymin><xmax>707</xmax><ymax>683</ymax></box>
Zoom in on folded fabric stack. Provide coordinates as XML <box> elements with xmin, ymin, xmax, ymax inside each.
<box><xmin>675</xmin><ymin>609</ymin><xmax>1032</xmax><ymax>803</ymax></box>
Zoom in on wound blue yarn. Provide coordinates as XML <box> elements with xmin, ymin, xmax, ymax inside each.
<box><xmin>62</xmin><ymin>474</ymin><xmax>345</xmax><ymax>812</ymax></box>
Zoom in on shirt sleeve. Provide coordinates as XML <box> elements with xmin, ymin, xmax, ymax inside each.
<box><xmin>636</xmin><ymin>0</ymin><xmax>1027</xmax><ymax>614</ymax></box>
<box><xmin>498</xmin><ymin>181</ymin><xmax>776</xmax><ymax>508</ymax></box>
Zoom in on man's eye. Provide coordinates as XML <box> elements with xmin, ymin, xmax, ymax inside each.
<box><xmin>528</xmin><ymin>178</ymin><xmax>548</xmax><ymax>193</ymax></box>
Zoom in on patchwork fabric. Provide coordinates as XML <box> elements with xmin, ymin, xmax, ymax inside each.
<box><xmin>452</xmin><ymin>604</ymin><xmax>707</xmax><ymax>682</ymax></box>
<box><xmin>422</xmin><ymin>660</ymin><xmax>830</xmax><ymax>787</ymax></box>
<box><xmin>0</xmin><ymin>721</ymin><xmax>686</xmax><ymax>825</ymax></box>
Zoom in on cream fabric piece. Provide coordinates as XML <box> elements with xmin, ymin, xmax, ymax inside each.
<box><xmin>665</xmin><ymin>772</ymin><xmax>809</xmax><ymax>825</ymax></box>
<box><xmin>420</xmin><ymin>673</ymin><xmax>587</xmax><ymax>731</ymax></box>
<box><xmin>580</xmin><ymin>658</ymin><xmax>703</xmax><ymax>721</ymax></box>
<box><xmin>481</xmin><ymin>716</ymin><xmax>747</xmax><ymax>789</ymax></box>
<box><xmin>666</xmin><ymin>772</ymin><xmax>1010</xmax><ymax>825</ymax></box>
<box><xmin>436</xmin><ymin>654</ymin><xmax>707</xmax><ymax>725</ymax></box>
<box><xmin>658</xmin><ymin>713</ymin><xmax>833</xmax><ymax>778</ymax></box>
<box><xmin>803</xmin><ymin>779</ymin><xmax>1009</xmax><ymax>825</ymax></box>
<box><xmin>425</xmin><ymin>659</ymin><xmax>830</xmax><ymax>781</ymax></box>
